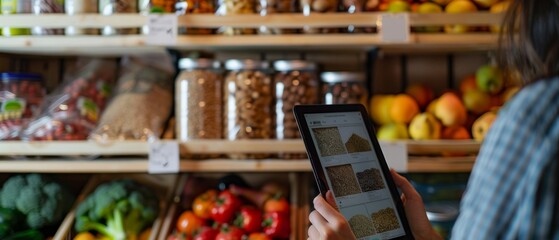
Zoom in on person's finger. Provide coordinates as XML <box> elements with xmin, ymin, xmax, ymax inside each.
<box><xmin>325</xmin><ymin>190</ymin><xmax>338</xmax><ymax>210</ymax></box>
<box><xmin>308</xmin><ymin>225</ymin><xmax>321</xmax><ymax>239</ymax></box>
<box><xmin>309</xmin><ymin>210</ymin><xmax>329</xmax><ymax>234</ymax></box>
<box><xmin>313</xmin><ymin>195</ymin><xmax>343</xmax><ymax>224</ymax></box>
<box><xmin>391</xmin><ymin>169</ymin><xmax>421</xmax><ymax>202</ymax></box>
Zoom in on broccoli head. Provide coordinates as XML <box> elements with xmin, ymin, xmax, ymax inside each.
<box><xmin>0</xmin><ymin>174</ymin><xmax>74</xmax><ymax>229</ymax></box>
<box><xmin>75</xmin><ymin>180</ymin><xmax>159</xmax><ymax>240</ymax></box>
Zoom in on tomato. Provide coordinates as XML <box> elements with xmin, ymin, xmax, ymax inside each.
<box><xmin>177</xmin><ymin>211</ymin><xmax>205</xmax><ymax>236</ymax></box>
<box><xmin>210</xmin><ymin>190</ymin><xmax>242</xmax><ymax>223</ymax></box>
<box><xmin>263</xmin><ymin>197</ymin><xmax>290</xmax><ymax>215</ymax></box>
<box><xmin>215</xmin><ymin>226</ymin><xmax>245</xmax><ymax>240</ymax></box>
<box><xmin>263</xmin><ymin>211</ymin><xmax>290</xmax><ymax>239</ymax></box>
<box><xmin>234</xmin><ymin>206</ymin><xmax>262</xmax><ymax>233</ymax></box>
<box><xmin>247</xmin><ymin>233</ymin><xmax>272</xmax><ymax>240</ymax></box>
<box><xmin>193</xmin><ymin>226</ymin><xmax>219</xmax><ymax>240</ymax></box>
<box><xmin>193</xmin><ymin>189</ymin><xmax>218</xmax><ymax>219</ymax></box>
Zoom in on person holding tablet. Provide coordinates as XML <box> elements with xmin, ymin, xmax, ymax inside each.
<box><xmin>307</xmin><ymin>0</ymin><xmax>559</xmax><ymax>239</ymax></box>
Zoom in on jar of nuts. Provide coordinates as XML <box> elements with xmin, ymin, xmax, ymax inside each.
<box><xmin>176</xmin><ymin>58</ymin><xmax>223</xmax><ymax>143</ymax></box>
<box><xmin>273</xmin><ymin>60</ymin><xmax>318</xmax><ymax>159</ymax></box>
<box><xmin>224</xmin><ymin>59</ymin><xmax>273</xmax><ymax>159</ymax></box>
<box><xmin>216</xmin><ymin>0</ymin><xmax>255</xmax><ymax>35</ymax></box>
<box><xmin>321</xmin><ymin>72</ymin><xmax>369</xmax><ymax>105</ymax></box>
<box><xmin>257</xmin><ymin>0</ymin><xmax>297</xmax><ymax>34</ymax></box>
<box><xmin>300</xmin><ymin>0</ymin><xmax>339</xmax><ymax>34</ymax></box>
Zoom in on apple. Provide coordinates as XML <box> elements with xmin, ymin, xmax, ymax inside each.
<box><xmin>414</xmin><ymin>2</ymin><xmax>443</xmax><ymax>32</ymax></box>
<box><xmin>476</xmin><ymin>65</ymin><xmax>504</xmax><ymax>94</ymax></box>
<box><xmin>387</xmin><ymin>0</ymin><xmax>411</xmax><ymax>13</ymax></box>
<box><xmin>377</xmin><ymin>123</ymin><xmax>410</xmax><ymax>140</ymax></box>
<box><xmin>444</xmin><ymin>0</ymin><xmax>478</xmax><ymax>33</ymax></box>
<box><xmin>462</xmin><ymin>89</ymin><xmax>491</xmax><ymax>114</ymax></box>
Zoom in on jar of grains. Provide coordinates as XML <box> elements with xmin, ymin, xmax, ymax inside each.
<box><xmin>224</xmin><ymin>59</ymin><xmax>273</xmax><ymax>159</ymax></box>
<box><xmin>321</xmin><ymin>72</ymin><xmax>368</xmax><ymax>105</ymax></box>
<box><xmin>273</xmin><ymin>60</ymin><xmax>318</xmax><ymax>159</ymax></box>
<box><xmin>176</xmin><ymin>58</ymin><xmax>223</xmax><ymax>143</ymax></box>
<box><xmin>299</xmin><ymin>0</ymin><xmax>339</xmax><ymax>33</ymax></box>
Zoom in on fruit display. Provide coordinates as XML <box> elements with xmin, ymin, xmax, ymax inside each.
<box><xmin>72</xmin><ymin>179</ymin><xmax>160</xmax><ymax>240</ymax></box>
<box><xmin>166</xmin><ymin>174</ymin><xmax>292</xmax><ymax>240</ymax></box>
<box><xmin>371</xmin><ymin>63</ymin><xmax>519</xmax><ymax>143</ymax></box>
<box><xmin>0</xmin><ymin>174</ymin><xmax>76</xmax><ymax>240</ymax></box>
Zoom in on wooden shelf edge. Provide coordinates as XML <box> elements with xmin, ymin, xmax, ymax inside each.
<box><xmin>0</xmin><ymin>157</ymin><xmax>475</xmax><ymax>173</ymax></box>
<box><xmin>0</xmin><ymin>139</ymin><xmax>481</xmax><ymax>156</ymax></box>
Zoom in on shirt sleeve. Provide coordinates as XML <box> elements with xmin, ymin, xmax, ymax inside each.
<box><xmin>451</xmin><ymin>80</ymin><xmax>559</xmax><ymax>239</ymax></box>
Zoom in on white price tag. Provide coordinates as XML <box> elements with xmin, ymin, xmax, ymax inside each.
<box><xmin>379</xmin><ymin>141</ymin><xmax>408</xmax><ymax>172</ymax></box>
<box><xmin>146</xmin><ymin>14</ymin><xmax>178</xmax><ymax>45</ymax></box>
<box><xmin>148</xmin><ymin>141</ymin><xmax>180</xmax><ymax>174</ymax></box>
<box><xmin>378</xmin><ymin>14</ymin><xmax>410</xmax><ymax>43</ymax></box>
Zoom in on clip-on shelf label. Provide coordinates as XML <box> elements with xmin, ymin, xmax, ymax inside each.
<box><xmin>148</xmin><ymin>141</ymin><xmax>179</xmax><ymax>174</ymax></box>
<box><xmin>378</xmin><ymin>13</ymin><xmax>410</xmax><ymax>43</ymax></box>
<box><xmin>146</xmin><ymin>14</ymin><xmax>178</xmax><ymax>45</ymax></box>
<box><xmin>379</xmin><ymin>141</ymin><xmax>408</xmax><ymax>172</ymax></box>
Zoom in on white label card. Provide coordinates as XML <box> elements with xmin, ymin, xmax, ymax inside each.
<box><xmin>379</xmin><ymin>141</ymin><xmax>408</xmax><ymax>172</ymax></box>
<box><xmin>148</xmin><ymin>141</ymin><xmax>180</xmax><ymax>174</ymax></box>
<box><xmin>146</xmin><ymin>14</ymin><xmax>178</xmax><ymax>45</ymax></box>
<box><xmin>378</xmin><ymin>13</ymin><xmax>410</xmax><ymax>43</ymax></box>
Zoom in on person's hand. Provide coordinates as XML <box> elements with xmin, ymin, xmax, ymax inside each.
<box><xmin>308</xmin><ymin>191</ymin><xmax>356</xmax><ymax>240</ymax></box>
<box><xmin>390</xmin><ymin>169</ymin><xmax>443</xmax><ymax>240</ymax></box>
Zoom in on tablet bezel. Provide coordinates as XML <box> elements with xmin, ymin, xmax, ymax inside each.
<box><xmin>294</xmin><ymin>104</ymin><xmax>413</xmax><ymax>240</ymax></box>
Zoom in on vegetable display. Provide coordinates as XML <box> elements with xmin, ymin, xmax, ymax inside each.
<box><xmin>168</xmin><ymin>176</ymin><xmax>291</xmax><ymax>240</ymax></box>
<box><xmin>0</xmin><ymin>174</ymin><xmax>74</xmax><ymax>229</ymax></box>
<box><xmin>74</xmin><ymin>179</ymin><xmax>159</xmax><ymax>240</ymax></box>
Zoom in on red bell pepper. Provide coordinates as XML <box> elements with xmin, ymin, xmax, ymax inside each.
<box><xmin>262</xmin><ymin>211</ymin><xmax>290</xmax><ymax>239</ymax></box>
<box><xmin>234</xmin><ymin>206</ymin><xmax>262</xmax><ymax>233</ymax></box>
<box><xmin>211</xmin><ymin>190</ymin><xmax>242</xmax><ymax>223</ymax></box>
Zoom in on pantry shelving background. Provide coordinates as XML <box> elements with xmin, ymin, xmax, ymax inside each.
<box><xmin>0</xmin><ymin>13</ymin><xmax>502</xmax><ymax>54</ymax></box>
<box><xmin>0</xmin><ymin>12</ymin><xmax>499</xmax><ymax>174</ymax></box>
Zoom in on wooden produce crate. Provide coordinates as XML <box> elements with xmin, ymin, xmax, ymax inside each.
<box><xmin>53</xmin><ymin>173</ymin><xmax>179</xmax><ymax>240</ymax></box>
<box><xmin>158</xmin><ymin>173</ymin><xmax>300</xmax><ymax>240</ymax></box>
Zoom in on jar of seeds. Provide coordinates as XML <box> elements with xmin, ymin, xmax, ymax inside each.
<box><xmin>176</xmin><ymin>58</ymin><xmax>223</xmax><ymax>158</ymax></box>
<box><xmin>224</xmin><ymin>59</ymin><xmax>273</xmax><ymax>159</ymax></box>
<box><xmin>216</xmin><ymin>0</ymin><xmax>255</xmax><ymax>35</ymax></box>
<box><xmin>321</xmin><ymin>72</ymin><xmax>368</xmax><ymax>105</ymax></box>
<box><xmin>273</xmin><ymin>60</ymin><xmax>318</xmax><ymax>159</ymax></box>
<box><xmin>65</xmin><ymin>0</ymin><xmax>99</xmax><ymax>35</ymax></box>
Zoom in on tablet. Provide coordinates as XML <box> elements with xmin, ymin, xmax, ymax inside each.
<box><xmin>294</xmin><ymin>104</ymin><xmax>413</xmax><ymax>240</ymax></box>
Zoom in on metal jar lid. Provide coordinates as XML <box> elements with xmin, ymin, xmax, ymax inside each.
<box><xmin>179</xmin><ymin>58</ymin><xmax>221</xmax><ymax>70</ymax></box>
<box><xmin>320</xmin><ymin>72</ymin><xmax>365</xmax><ymax>83</ymax></box>
<box><xmin>273</xmin><ymin>60</ymin><xmax>317</xmax><ymax>71</ymax></box>
<box><xmin>224</xmin><ymin>59</ymin><xmax>269</xmax><ymax>70</ymax></box>
<box><xmin>426</xmin><ymin>203</ymin><xmax>459</xmax><ymax>222</ymax></box>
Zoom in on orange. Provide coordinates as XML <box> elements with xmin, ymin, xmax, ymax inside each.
<box><xmin>390</xmin><ymin>94</ymin><xmax>420</xmax><ymax>124</ymax></box>
<box><xmin>442</xmin><ymin>126</ymin><xmax>471</xmax><ymax>139</ymax></box>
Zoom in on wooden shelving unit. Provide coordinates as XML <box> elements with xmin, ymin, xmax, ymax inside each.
<box><xmin>0</xmin><ymin>140</ymin><xmax>479</xmax><ymax>173</ymax></box>
<box><xmin>0</xmin><ymin>13</ymin><xmax>502</xmax><ymax>54</ymax></box>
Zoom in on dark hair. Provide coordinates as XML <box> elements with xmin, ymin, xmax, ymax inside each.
<box><xmin>498</xmin><ymin>0</ymin><xmax>559</xmax><ymax>85</ymax></box>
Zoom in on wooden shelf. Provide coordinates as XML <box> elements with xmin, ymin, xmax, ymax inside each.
<box><xmin>0</xmin><ymin>13</ymin><xmax>502</xmax><ymax>54</ymax></box>
<box><xmin>0</xmin><ymin>140</ymin><xmax>479</xmax><ymax>172</ymax></box>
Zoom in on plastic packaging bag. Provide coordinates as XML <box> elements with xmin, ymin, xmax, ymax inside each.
<box><xmin>90</xmin><ymin>53</ymin><xmax>174</xmax><ymax>141</ymax></box>
<box><xmin>22</xmin><ymin>58</ymin><xmax>117</xmax><ymax>140</ymax></box>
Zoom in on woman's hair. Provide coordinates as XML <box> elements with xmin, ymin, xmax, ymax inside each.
<box><xmin>498</xmin><ymin>0</ymin><xmax>559</xmax><ymax>85</ymax></box>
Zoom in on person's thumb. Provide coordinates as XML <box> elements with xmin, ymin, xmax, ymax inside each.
<box><xmin>390</xmin><ymin>169</ymin><xmax>421</xmax><ymax>202</ymax></box>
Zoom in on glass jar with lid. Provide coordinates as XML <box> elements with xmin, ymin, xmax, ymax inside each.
<box><xmin>273</xmin><ymin>60</ymin><xmax>318</xmax><ymax>159</ymax></box>
<box><xmin>216</xmin><ymin>0</ymin><xmax>255</xmax><ymax>35</ymax></box>
<box><xmin>224</xmin><ymin>59</ymin><xmax>273</xmax><ymax>159</ymax></box>
<box><xmin>321</xmin><ymin>72</ymin><xmax>369</xmax><ymax>105</ymax></box>
<box><xmin>176</xmin><ymin>58</ymin><xmax>223</xmax><ymax>146</ymax></box>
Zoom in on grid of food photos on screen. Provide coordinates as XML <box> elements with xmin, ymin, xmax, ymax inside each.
<box><xmin>305</xmin><ymin>111</ymin><xmax>406</xmax><ymax>240</ymax></box>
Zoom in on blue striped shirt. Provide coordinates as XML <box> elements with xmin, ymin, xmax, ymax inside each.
<box><xmin>452</xmin><ymin>78</ymin><xmax>559</xmax><ymax>239</ymax></box>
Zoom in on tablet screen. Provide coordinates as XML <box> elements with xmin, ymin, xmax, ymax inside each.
<box><xmin>305</xmin><ymin>111</ymin><xmax>406</xmax><ymax>240</ymax></box>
